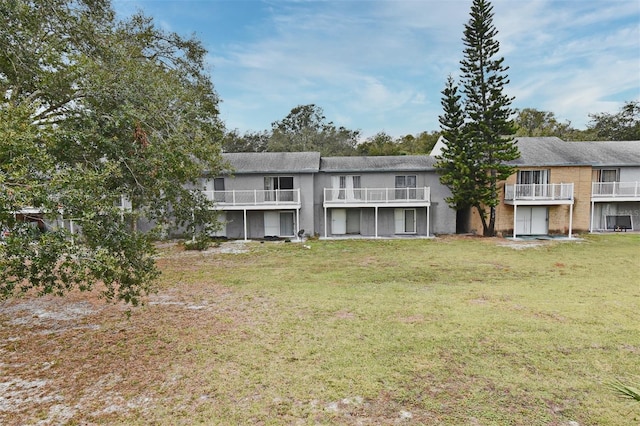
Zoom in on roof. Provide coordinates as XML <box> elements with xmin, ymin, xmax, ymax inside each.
<box><xmin>510</xmin><ymin>137</ymin><xmax>640</xmax><ymax>167</ymax></box>
<box><xmin>221</xmin><ymin>152</ymin><xmax>321</xmax><ymax>174</ymax></box>
<box><xmin>320</xmin><ymin>155</ymin><xmax>436</xmax><ymax>173</ymax></box>
<box><xmin>566</xmin><ymin>140</ymin><xmax>640</xmax><ymax>167</ymax></box>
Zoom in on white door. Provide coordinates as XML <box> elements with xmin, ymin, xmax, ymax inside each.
<box><xmin>530</xmin><ymin>207</ymin><xmax>548</xmax><ymax>234</ymax></box>
<box><xmin>516</xmin><ymin>207</ymin><xmax>548</xmax><ymax>235</ymax></box>
<box><xmin>264</xmin><ymin>212</ymin><xmax>280</xmax><ymax>236</ymax></box>
<box><xmin>332</xmin><ymin>209</ymin><xmax>347</xmax><ymax>235</ymax></box>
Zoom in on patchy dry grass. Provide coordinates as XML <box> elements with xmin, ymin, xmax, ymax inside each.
<box><xmin>1</xmin><ymin>234</ymin><xmax>639</xmax><ymax>425</ymax></box>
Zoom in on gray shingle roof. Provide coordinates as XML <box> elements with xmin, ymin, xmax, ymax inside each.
<box><xmin>509</xmin><ymin>137</ymin><xmax>640</xmax><ymax>167</ymax></box>
<box><xmin>321</xmin><ymin>155</ymin><xmax>436</xmax><ymax>172</ymax></box>
<box><xmin>219</xmin><ymin>138</ymin><xmax>640</xmax><ymax>174</ymax></box>
<box><xmin>222</xmin><ymin>152</ymin><xmax>321</xmax><ymax>174</ymax></box>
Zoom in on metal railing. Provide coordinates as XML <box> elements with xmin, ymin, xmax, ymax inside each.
<box><xmin>504</xmin><ymin>183</ymin><xmax>574</xmax><ymax>201</ymax></box>
<box><xmin>592</xmin><ymin>181</ymin><xmax>640</xmax><ymax>199</ymax></box>
<box><xmin>202</xmin><ymin>189</ymin><xmax>301</xmax><ymax>206</ymax></box>
<box><xmin>324</xmin><ymin>187</ymin><xmax>430</xmax><ymax>204</ymax></box>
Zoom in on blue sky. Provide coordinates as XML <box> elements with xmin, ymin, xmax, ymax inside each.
<box><xmin>113</xmin><ymin>0</ymin><xmax>640</xmax><ymax>139</ymax></box>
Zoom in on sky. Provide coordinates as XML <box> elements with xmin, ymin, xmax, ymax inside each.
<box><xmin>112</xmin><ymin>0</ymin><xmax>640</xmax><ymax>139</ymax></box>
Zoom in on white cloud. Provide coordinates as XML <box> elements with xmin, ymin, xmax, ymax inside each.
<box><xmin>120</xmin><ymin>0</ymin><xmax>640</xmax><ymax>135</ymax></box>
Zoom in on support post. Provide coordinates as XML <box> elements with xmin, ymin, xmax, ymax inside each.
<box><xmin>374</xmin><ymin>206</ymin><xmax>379</xmax><ymax>238</ymax></box>
<box><xmin>324</xmin><ymin>207</ymin><xmax>327</xmax><ymax>238</ymax></box>
<box><xmin>568</xmin><ymin>203</ymin><xmax>573</xmax><ymax>239</ymax></box>
<box><xmin>243</xmin><ymin>209</ymin><xmax>248</xmax><ymax>241</ymax></box>
<box><xmin>513</xmin><ymin>204</ymin><xmax>518</xmax><ymax>239</ymax></box>
<box><xmin>426</xmin><ymin>205</ymin><xmax>430</xmax><ymax>238</ymax></box>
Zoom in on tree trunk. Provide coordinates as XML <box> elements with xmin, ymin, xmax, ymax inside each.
<box><xmin>474</xmin><ymin>205</ymin><xmax>489</xmax><ymax>236</ymax></box>
<box><xmin>487</xmin><ymin>205</ymin><xmax>496</xmax><ymax>237</ymax></box>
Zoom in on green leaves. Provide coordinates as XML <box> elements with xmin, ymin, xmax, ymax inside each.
<box><xmin>268</xmin><ymin>104</ymin><xmax>360</xmax><ymax>156</ymax></box>
<box><xmin>609</xmin><ymin>379</ymin><xmax>640</xmax><ymax>402</ymax></box>
<box><xmin>588</xmin><ymin>101</ymin><xmax>640</xmax><ymax>141</ymax></box>
<box><xmin>1</xmin><ymin>0</ymin><xmax>224</xmax><ymax>304</ymax></box>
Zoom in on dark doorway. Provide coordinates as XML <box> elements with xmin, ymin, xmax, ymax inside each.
<box><xmin>456</xmin><ymin>207</ymin><xmax>471</xmax><ymax>234</ymax></box>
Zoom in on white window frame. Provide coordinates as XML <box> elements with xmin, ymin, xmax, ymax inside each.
<box><xmin>395</xmin><ymin>175</ymin><xmax>417</xmax><ymax>199</ymax></box>
<box><xmin>595</xmin><ymin>169</ymin><xmax>618</xmax><ymax>183</ymax></box>
<box><xmin>517</xmin><ymin>169</ymin><xmax>549</xmax><ymax>185</ymax></box>
<box><xmin>332</xmin><ymin>175</ymin><xmax>361</xmax><ymax>200</ymax></box>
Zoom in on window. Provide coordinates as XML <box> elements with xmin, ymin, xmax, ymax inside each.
<box><xmin>264</xmin><ymin>211</ymin><xmax>295</xmax><ymax>237</ymax></box>
<box><xmin>516</xmin><ymin>170</ymin><xmax>549</xmax><ymax>198</ymax></box>
<box><xmin>213</xmin><ymin>178</ymin><xmax>225</xmax><ymax>202</ymax></box>
<box><xmin>517</xmin><ymin>170</ymin><xmax>549</xmax><ymax>185</ymax></box>
<box><xmin>265</xmin><ymin>176</ymin><xmax>294</xmax><ymax>201</ymax></box>
<box><xmin>595</xmin><ymin>169</ymin><xmax>618</xmax><ymax>183</ymax></box>
<box><xmin>332</xmin><ymin>175</ymin><xmax>361</xmax><ymax>200</ymax></box>
<box><xmin>395</xmin><ymin>175</ymin><xmax>417</xmax><ymax>199</ymax></box>
<box><xmin>395</xmin><ymin>208</ymin><xmax>416</xmax><ymax>233</ymax></box>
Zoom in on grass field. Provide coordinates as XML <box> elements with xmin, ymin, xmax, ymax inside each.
<box><xmin>1</xmin><ymin>234</ymin><xmax>639</xmax><ymax>425</ymax></box>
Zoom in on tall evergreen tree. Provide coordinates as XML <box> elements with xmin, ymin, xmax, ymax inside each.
<box><xmin>435</xmin><ymin>76</ymin><xmax>477</xmax><ymax>210</ymax></box>
<box><xmin>436</xmin><ymin>0</ymin><xmax>518</xmax><ymax>236</ymax></box>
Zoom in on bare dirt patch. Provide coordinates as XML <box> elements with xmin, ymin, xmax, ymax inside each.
<box><xmin>0</xmin><ymin>242</ymin><xmax>260</xmax><ymax>425</ymax></box>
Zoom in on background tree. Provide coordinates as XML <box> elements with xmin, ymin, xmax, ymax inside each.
<box><xmin>397</xmin><ymin>131</ymin><xmax>441</xmax><ymax>154</ymax></box>
<box><xmin>436</xmin><ymin>0</ymin><xmax>518</xmax><ymax>236</ymax></box>
<box><xmin>587</xmin><ymin>101</ymin><xmax>640</xmax><ymax>141</ymax></box>
<box><xmin>222</xmin><ymin>129</ymin><xmax>270</xmax><ymax>152</ymax></box>
<box><xmin>357</xmin><ymin>132</ymin><xmax>402</xmax><ymax>156</ymax></box>
<box><xmin>0</xmin><ymin>0</ymin><xmax>225</xmax><ymax>304</ymax></box>
<box><xmin>514</xmin><ymin>108</ymin><xmax>575</xmax><ymax>139</ymax></box>
<box><xmin>268</xmin><ymin>104</ymin><xmax>359</xmax><ymax>155</ymax></box>
<box><xmin>357</xmin><ymin>131</ymin><xmax>441</xmax><ymax>156</ymax></box>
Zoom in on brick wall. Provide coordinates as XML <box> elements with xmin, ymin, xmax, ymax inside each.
<box><xmin>470</xmin><ymin>166</ymin><xmax>593</xmax><ymax>236</ymax></box>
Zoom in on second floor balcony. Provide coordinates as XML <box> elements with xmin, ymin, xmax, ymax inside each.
<box><xmin>592</xmin><ymin>181</ymin><xmax>640</xmax><ymax>202</ymax></box>
<box><xmin>323</xmin><ymin>187</ymin><xmax>430</xmax><ymax>207</ymax></box>
<box><xmin>504</xmin><ymin>183</ymin><xmax>574</xmax><ymax>205</ymax></box>
<box><xmin>202</xmin><ymin>189</ymin><xmax>301</xmax><ymax>210</ymax></box>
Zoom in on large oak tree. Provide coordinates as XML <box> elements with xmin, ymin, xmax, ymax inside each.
<box><xmin>0</xmin><ymin>0</ymin><xmax>225</xmax><ymax>304</ymax></box>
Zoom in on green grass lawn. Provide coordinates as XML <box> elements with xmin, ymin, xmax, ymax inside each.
<box><xmin>151</xmin><ymin>234</ymin><xmax>640</xmax><ymax>425</ymax></box>
<box><xmin>1</xmin><ymin>234</ymin><xmax>639</xmax><ymax>425</ymax></box>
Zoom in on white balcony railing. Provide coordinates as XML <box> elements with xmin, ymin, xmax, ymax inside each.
<box><xmin>592</xmin><ymin>181</ymin><xmax>640</xmax><ymax>199</ymax></box>
<box><xmin>202</xmin><ymin>189</ymin><xmax>300</xmax><ymax>206</ymax></box>
<box><xmin>324</xmin><ymin>187</ymin><xmax>430</xmax><ymax>204</ymax></box>
<box><xmin>504</xmin><ymin>183</ymin><xmax>574</xmax><ymax>202</ymax></box>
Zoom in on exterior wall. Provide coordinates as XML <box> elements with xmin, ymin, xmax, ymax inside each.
<box><xmin>592</xmin><ymin>202</ymin><xmax>640</xmax><ymax>231</ymax></box>
<box><xmin>618</xmin><ymin>166</ymin><xmax>640</xmax><ymax>182</ymax></box>
<box><xmin>314</xmin><ymin>170</ymin><xmax>456</xmax><ymax>237</ymax></box>
<box><xmin>297</xmin><ymin>173</ymin><xmax>315</xmax><ymax>236</ymax></box>
<box><xmin>323</xmin><ymin>207</ymin><xmax>431</xmax><ymax>237</ymax></box>
<box><xmin>470</xmin><ymin>166</ymin><xmax>593</xmax><ymax>236</ymax></box>
<box><xmin>592</xmin><ymin>165</ymin><xmax>640</xmax><ymax>231</ymax></box>
<box><xmin>203</xmin><ymin>172</ymin><xmax>317</xmax><ymax>238</ymax></box>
